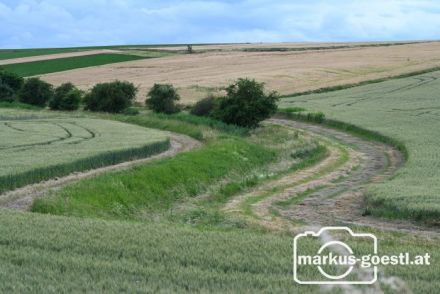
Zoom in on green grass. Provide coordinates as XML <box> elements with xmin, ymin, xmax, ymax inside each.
<box><xmin>32</xmin><ymin>137</ymin><xmax>276</xmax><ymax>220</ymax></box>
<box><xmin>0</xmin><ymin>210</ymin><xmax>438</xmax><ymax>293</ymax></box>
<box><xmin>280</xmin><ymin>70</ymin><xmax>440</xmax><ymax>224</ymax></box>
<box><xmin>1</xmin><ymin>54</ymin><xmax>146</xmax><ymax>76</ymax></box>
<box><xmin>0</xmin><ymin>48</ymin><xmax>90</xmax><ymax>60</ymax></box>
<box><xmin>0</xmin><ymin>109</ymin><xmax>169</xmax><ymax>193</ymax></box>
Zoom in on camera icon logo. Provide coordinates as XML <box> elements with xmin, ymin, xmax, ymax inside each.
<box><xmin>293</xmin><ymin>227</ymin><xmax>378</xmax><ymax>285</ymax></box>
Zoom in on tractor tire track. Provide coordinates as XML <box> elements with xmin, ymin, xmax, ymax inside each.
<box><xmin>0</xmin><ymin>132</ymin><xmax>201</xmax><ymax>211</ymax></box>
<box><xmin>225</xmin><ymin>118</ymin><xmax>440</xmax><ymax>236</ymax></box>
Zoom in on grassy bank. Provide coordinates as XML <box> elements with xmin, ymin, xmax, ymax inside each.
<box><xmin>2</xmin><ymin>53</ymin><xmax>146</xmax><ymax>76</ymax></box>
<box><xmin>32</xmin><ymin>137</ymin><xmax>277</xmax><ymax>219</ymax></box>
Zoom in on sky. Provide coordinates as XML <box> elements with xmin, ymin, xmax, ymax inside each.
<box><xmin>1</xmin><ymin>0</ymin><xmax>440</xmax><ymax>49</ymax></box>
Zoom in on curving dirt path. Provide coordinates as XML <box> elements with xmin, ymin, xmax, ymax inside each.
<box><xmin>224</xmin><ymin>118</ymin><xmax>440</xmax><ymax>236</ymax></box>
<box><xmin>0</xmin><ymin>132</ymin><xmax>200</xmax><ymax>211</ymax></box>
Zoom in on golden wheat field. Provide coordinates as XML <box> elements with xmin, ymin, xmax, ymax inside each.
<box><xmin>38</xmin><ymin>41</ymin><xmax>440</xmax><ymax>103</ymax></box>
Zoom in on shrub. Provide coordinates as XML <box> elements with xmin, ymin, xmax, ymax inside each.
<box><xmin>213</xmin><ymin>78</ymin><xmax>279</xmax><ymax>128</ymax></box>
<box><xmin>0</xmin><ymin>70</ymin><xmax>24</xmax><ymax>91</ymax></box>
<box><xmin>146</xmin><ymin>84</ymin><xmax>181</xmax><ymax>114</ymax></box>
<box><xmin>19</xmin><ymin>78</ymin><xmax>53</xmax><ymax>106</ymax></box>
<box><xmin>190</xmin><ymin>95</ymin><xmax>218</xmax><ymax>117</ymax></box>
<box><xmin>84</xmin><ymin>81</ymin><xmax>137</xmax><ymax>113</ymax></box>
<box><xmin>0</xmin><ymin>81</ymin><xmax>15</xmax><ymax>102</ymax></box>
<box><xmin>49</xmin><ymin>83</ymin><xmax>82</xmax><ymax>111</ymax></box>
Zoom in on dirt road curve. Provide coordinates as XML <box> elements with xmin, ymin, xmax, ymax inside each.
<box><xmin>0</xmin><ymin>133</ymin><xmax>200</xmax><ymax>211</ymax></box>
<box><xmin>226</xmin><ymin>119</ymin><xmax>440</xmax><ymax>236</ymax></box>
<box><xmin>0</xmin><ymin>49</ymin><xmax>121</xmax><ymax>65</ymax></box>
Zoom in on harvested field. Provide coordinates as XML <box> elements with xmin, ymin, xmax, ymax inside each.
<box><xmin>40</xmin><ymin>42</ymin><xmax>440</xmax><ymax>103</ymax></box>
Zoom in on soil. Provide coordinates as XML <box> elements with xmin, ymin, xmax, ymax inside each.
<box><xmin>224</xmin><ymin>119</ymin><xmax>440</xmax><ymax>236</ymax></box>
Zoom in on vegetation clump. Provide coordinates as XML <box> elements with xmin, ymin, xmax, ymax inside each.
<box><xmin>49</xmin><ymin>83</ymin><xmax>82</xmax><ymax>111</ymax></box>
<box><xmin>0</xmin><ymin>70</ymin><xmax>24</xmax><ymax>91</ymax></box>
<box><xmin>190</xmin><ymin>95</ymin><xmax>218</xmax><ymax>117</ymax></box>
<box><xmin>19</xmin><ymin>77</ymin><xmax>53</xmax><ymax>106</ymax></box>
<box><xmin>146</xmin><ymin>83</ymin><xmax>181</xmax><ymax>114</ymax></box>
<box><xmin>84</xmin><ymin>80</ymin><xmax>137</xmax><ymax>113</ymax></box>
<box><xmin>213</xmin><ymin>78</ymin><xmax>279</xmax><ymax>128</ymax></box>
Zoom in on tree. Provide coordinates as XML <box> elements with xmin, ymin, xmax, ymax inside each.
<box><xmin>49</xmin><ymin>83</ymin><xmax>82</xmax><ymax>111</ymax></box>
<box><xmin>145</xmin><ymin>84</ymin><xmax>181</xmax><ymax>114</ymax></box>
<box><xmin>84</xmin><ymin>81</ymin><xmax>137</xmax><ymax>113</ymax></box>
<box><xmin>19</xmin><ymin>78</ymin><xmax>53</xmax><ymax>106</ymax></box>
<box><xmin>213</xmin><ymin>78</ymin><xmax>279</xmax><ymax>128</ymax></box>
<box><xmin>0</xmin><ymin>70</ymin><xmax>24</xmax><ymax>92</ymax></box>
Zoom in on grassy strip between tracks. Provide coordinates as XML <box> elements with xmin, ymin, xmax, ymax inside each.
<box><xmin>31</xmin><ymin>136</ymin><xmax>277</xmax><ymax>220</ymax></box>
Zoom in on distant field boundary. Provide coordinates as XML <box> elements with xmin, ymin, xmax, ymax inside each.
<box><xmin>275</xmin><ymin>111</ymin><xmax>408</xmax><ymax>160</ymax></box>
<box><xmin>242</xmin><ymin>41</ymin><xmax>432</xmax><ymax>53</ymax></box>
<box><xmin>0</xmin><ymin>139</ymin><xmax>170</xmax><ymax>193</ymax></box>
<box><xmin>280</xmin><ymin>65</ymin><xmax>440</xmax><ymax>98</ymax></box>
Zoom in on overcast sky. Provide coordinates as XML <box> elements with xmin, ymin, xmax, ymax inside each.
<box><xmin>1</xmin><ymin>0</ymin><xmax>439</xmax><ymax>49</ymax></box>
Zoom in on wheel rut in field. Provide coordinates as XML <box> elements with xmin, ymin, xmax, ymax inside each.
<box><xmin>225</xmin><ymin>118</ymin><xmax>439</xmax><ymax>236</ymax></box>
<box><xmin>0</xmin><ymin>132</ymin><xmax>201</xmax><ymax>211</ymax></box>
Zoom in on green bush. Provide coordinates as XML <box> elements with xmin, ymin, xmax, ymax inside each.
<box><xmin>146</xmin><ymin>84</ymin><xmax>181</xmax><ymax>114</ymax></box>
<box><xmin>0</xmin><ymin>81</ymin><xmax>15</xmax><ymax>102</ymax></box>
<box><xmin>84</xmin><ymin>81</ymin><xmax>137</xmax><ymax>113</ymax></box>
<box><xmin>19</xmin><ymin>78</ymin><xmax>53</xmax><ymax>106</ymax></box>
<box><xmin>190</xmin><ymin>95</ymin><xmax>218</xmax><ymax>117</ymax></box>
<box><xmin>0</xmin><ymin>70</ymin><xmax>24</xmax><ymax>91</ymax></box>
<box><xmin>49</xmin><ymin>83</ymin><xmax>82</xmax><ymax>111</ymax></box>
<box><xmin>213</xmin><ymin>78</ymin><xmax>279</xmax><ymax>128</ymax></box>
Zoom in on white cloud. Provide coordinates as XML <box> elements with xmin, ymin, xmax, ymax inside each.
<box><xmin>0</xmin><ymin>0</ymin><xmax>439</xmax><ymax>48</ymax></box>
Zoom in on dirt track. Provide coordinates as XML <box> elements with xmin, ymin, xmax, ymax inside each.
<box><xmin>0</xmin><ymin>132</ymin><xmax>200</xmax><ymax>211</ymax></box>
<box><xmin>0</xmin><ymin>49</ymin><xmax>121</xmax><ymax>65</ymax></box>
<box><xmin>225</xmin><ymin>119</ymin><xmax>440</xmax><ymax>236</ymax></box>
<box><xmin>40</xmin><ymin>42</ymin><xmax>440</xmax><ymax>103</ymax></box>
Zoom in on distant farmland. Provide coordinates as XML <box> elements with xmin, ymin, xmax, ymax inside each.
<box><xmin>1</xmin><ymin>53</ymin><xmax>147</xmax><ymax>76</ymax></box>
<box><xmin>38</xmin><ymin>41</ymin><xmax>440</xmax><ymax>103</ymax></box>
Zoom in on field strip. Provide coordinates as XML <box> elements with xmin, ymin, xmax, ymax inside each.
<box><xmin>226</xmin><ymin>119</ymin><xmax>440</xmax><ymax>236</ymax></box>
<box><xmin>0</xmin><ymin>132</ymin><xmax>200</xmax><ymax>211</ymax></box>
<box><xmin>0</xmin><ymin>49</ymin><xmax>121</xmax><ymax>65</ymax></box>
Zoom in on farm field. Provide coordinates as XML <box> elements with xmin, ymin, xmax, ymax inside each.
<box><xmin>280</xmin><ymin>70</ymin><xmax>440</xmax><ymax>224</ymax></box>
<box><xmin>0</xmin><ymin>49</ymin><xmax>121</xmax><ymax>65</ymax></box>
<box><xmin>39</xmin><ymin>41</ymin><xmax>440</xmax><ymax>103</ymax></box>
<box><xmin>0</xmin><ymin>108</ymin><xmax>169</xmax><ymax>193</ymax></box>
<box><xmin>1</xmin><ymin>53</ymin><xmax>148</xmax><ymax>77</ymax></box>
<box><xmin>0</xmin><ymin>110</ymin><xmax>437</xmax><ymax>293</ymax></box>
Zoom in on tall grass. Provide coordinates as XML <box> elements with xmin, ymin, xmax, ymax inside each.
<box><xmin>32</xmin><ymin>138</ymin><xmax>276</xmax><ymax>219</ymax></box>
<box><xmin>0</xmin><ymin>140</ymin><xmax>170</xmax><ymax>193</ymax></box>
